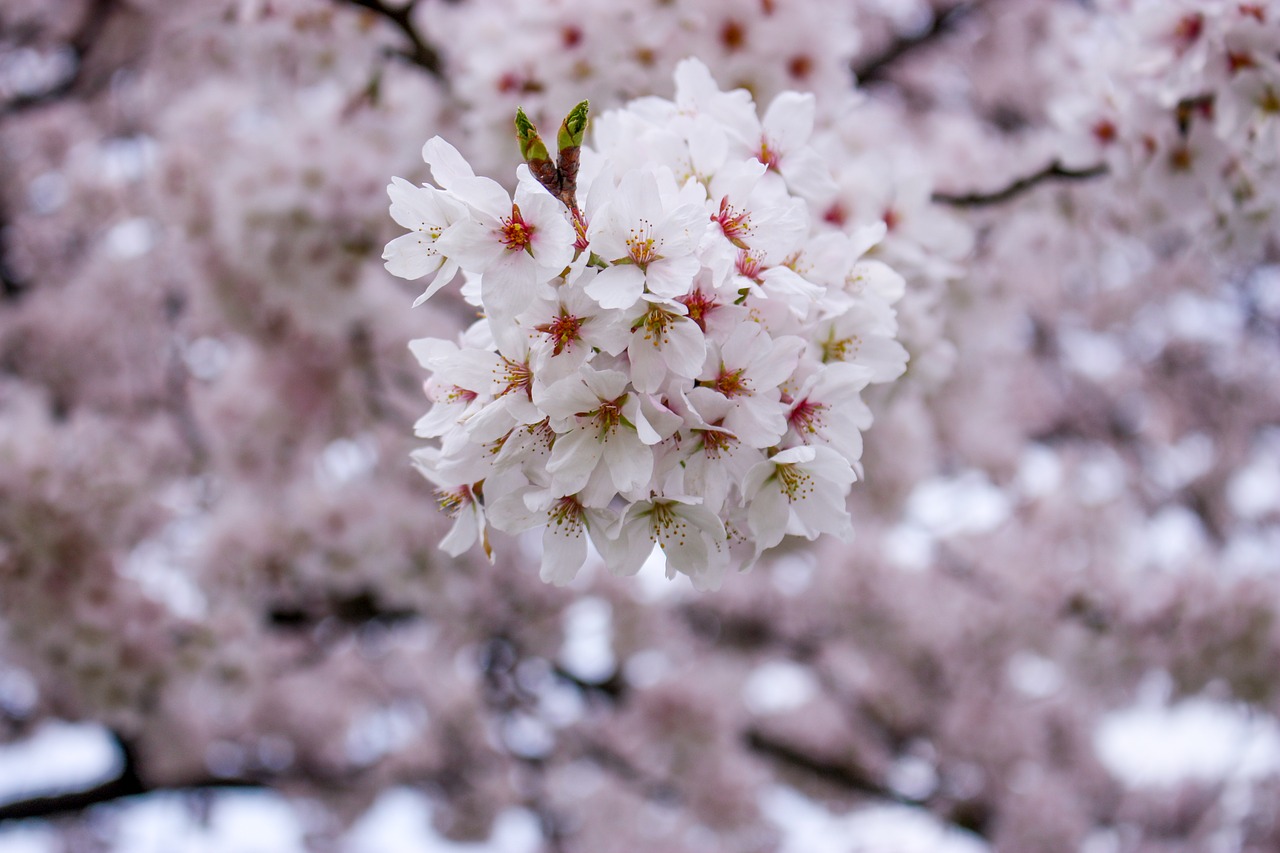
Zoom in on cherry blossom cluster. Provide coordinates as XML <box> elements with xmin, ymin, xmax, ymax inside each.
<box><xmin>386</xmin><ymin>59</ymin><xmax>908</xmax><ymax>589</ymax></box>
<box><xmin>1051</xmin><ymin>0</ymin><xmax>1280</xmax><ymax>255</ymax></box>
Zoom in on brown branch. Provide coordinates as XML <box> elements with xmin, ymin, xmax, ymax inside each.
<box><xmin>932</xmin><ymin>160</ymin><xmax>1109</xmax><ymax>207</ymax></box>
<box><xmin>332</xmin><ymin>0</ymin><xmax>447</xmax><ymax>82</ymax></box>
<box><xmin>853</xmin><ymin>2</ymin><xmax>983</xmax><ymax>85</ymax></box>
<box><xmin>746</xmin><ymin>727</ymin><xmax>893</xmax><ymax>798</ymax></box>
<box><xmin>745</xmin><ymin>727</ymin><xmax>992</xmax><ymax>839</ymax></box>
<box><xmin>0</xmin><ymin>734</ymin><xmax>261</xmax><ymax>823</ymax></box>
<box><xmin>0</xmin><ymin>194</ymin><xmax>22</xmax><ymax>302</ymax></box>
<box><xmin>0</xmin><ymin>0</ymin><xmax>120</xmax><ymax>119</ymax></box>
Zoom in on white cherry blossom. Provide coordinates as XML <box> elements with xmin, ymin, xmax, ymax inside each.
<box><xmin>395</xmin><ymin>59</ymin><xmax>911</xmax><ymax>585</ymax></box>
<box><xmin>741</xmin><ymin>445</ymin><xmax>857</xmax><ymax>554</ymax></box>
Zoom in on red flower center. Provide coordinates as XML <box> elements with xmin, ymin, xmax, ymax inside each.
<box><xmin>500</xmin><ymin>204</ymin><xmax>535</xmax><ymax>252</ymax></box>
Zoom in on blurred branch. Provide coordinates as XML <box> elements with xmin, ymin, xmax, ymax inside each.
<box><xmin>745</xmin><ymin>727</ymin><xmax>991</xmax><ymax>839</ymax></box>
<box><xmin>0</xmin><ymin>734</ymin><xmax>260</xmax><ymax>823</ymax></box>
<box><xmin>0</xmin><ymin>196</ymin><xmax>21</xmax><ymax>302</ymax></box>
<box><xmin>745</xmin><ymin>727</ymin><xmax>893</xmax><ymax>798</ymax></box>
<box><xmin>932</xmin><ymin>160</ymin><xmax>1108</xmax><ymax>207</ymax></box>
<box><xmin>332</xmin><ymin>0</ymin><xmax>448</xmax><ymax>82</ymax></box>
<box><xmin>0</xmin><ymin>0</ymin><xmax>120</xmax><ymax>119</ymax></box>
<box><xmin>853</xmin><ymin>1</ymin><xmax>983</xmax><ymax>85</ymax></box>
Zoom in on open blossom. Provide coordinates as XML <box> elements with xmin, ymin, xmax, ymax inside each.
<box><xmin>584</xmin><ymin>169</ymin><xmax>707</xmax><ymax>309</ymax></box>
<box><xmin>742</xmin><ymin>445</ymin><xmax>857</xmax><ymax>554</ymax></box>
<box><xmin>598</xmin><ymin>496</ymin><xmax>729</xmax><ymax>590</ymax></box>
<box><xmin>393</xmin><ymin>59</ymin><xmax>911</xmax><ymax>586</ymax></box>
<box><xmin>625</xmin><ymin>296</ymin><xmax>706</xmax><ymax>394</ymax></box>
<box><xmin>536</xmin><ymin>367</ymin><xmax>662</xmax><ymax>505</ymax></box>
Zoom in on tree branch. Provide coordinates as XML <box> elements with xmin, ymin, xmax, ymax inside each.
<box><xmin>0</xmin><ymin>734</ymin><xmax>261</xmax><ymax>823</ymax></box>
<box><xmin>0</xmin><ymin>195</ymin><xmax>22</xmax><ymax>302</ymax></box>
<box><xmin>745</xmin><ymin>727</ymin><xmax>991</xmax><ymax>839</ymax></box>
<box><xmin>853</xmin><ymin>2</ymin><xmax>982</xmax><ymax>85</ymax></box>
<box><xmin>0</xmin><ymin>0</ymin><xmax>120</xmax><ymax>119</ymax></box>
<box><xmin>932</xmin><ymin>160</ymin><xmax>1108</xmax><ymax>207</ymax></box>
<box><xmin>332</xmin><ymin>0</ymin><xmax>447</xmax><ymax>82</ymax></box>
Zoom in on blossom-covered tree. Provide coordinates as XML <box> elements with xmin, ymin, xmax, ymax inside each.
<box><xmin>2</xmin><ymin>1</ymin><xmax>1280</xmax><ymax>851</ymax></box>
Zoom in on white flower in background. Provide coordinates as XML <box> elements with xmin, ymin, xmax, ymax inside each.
<box><xmin>391</xmin><ymin>59</ymin><xmax>912</xmax><ymax>585</ymax></box>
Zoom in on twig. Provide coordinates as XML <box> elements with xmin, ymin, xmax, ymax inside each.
<box><xmin>932</xmin><ymin>160</ymin><xmax>1108</xmax><ymax>207</ymax></box>
<box><xmin>332</xmin><ymin>0</ymin><xmax>447</xmax><ymax>82</ymax></box>
<box><xmin>853</xmin><ymin>1</ymin><xmax>982</xmax><ymax>85</ymax></box>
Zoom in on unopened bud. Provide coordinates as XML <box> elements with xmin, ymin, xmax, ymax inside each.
<box><xmin>557</xmin><ymin>100</ymin><xmax>590</xmax><ymax>152</ymax></box>
<box><xmin>515</xmin><ymin>108</ymin><xmax>552</xmax><ymax>163</ymax></box>
<box><xmin>516</xmin><ymin>108</ymin><xmax>560</xmax><ymax>194</ymax></box>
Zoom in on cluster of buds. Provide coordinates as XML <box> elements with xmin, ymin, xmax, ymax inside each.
<box><xmin>385</xmin><ymin>60</ymin><xmax>909</xmax><ymax>589</ymax></box>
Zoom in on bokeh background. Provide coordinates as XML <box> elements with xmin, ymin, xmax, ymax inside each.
<box><xmin>3</xmin><ymin>0</ymin><xmax>1280</xmax><ymax>850</ymax></box>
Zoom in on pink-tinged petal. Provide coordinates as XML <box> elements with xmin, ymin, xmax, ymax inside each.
<box><xmin>581</xmin><ymin>368</ymin><xmax>630</xmax><ymax>401</ymax></box>
<box><xmin>547</xmin><ymin>428</ymin><xmax>604</xmax><ymax>493</ymax></box>
<box><xmin>439</xmin><ymin>504</ymin><xmax>481</xmax><ymax>556</ymax></box>
<box><xmin>770</xmin><ymin>446</ymin><xmax>818</xmax><ymax>466</ymax></box>
<box><xmin>746</xmin><ymin>480</ymin><xmax>789</xmax><ymax>551</ymax></box>
<box><xmin>751</xmin><ymin>335</ymin><xmax>806</xmax><ymax>388</ymax></box>
<box><xmin>407</xmin><ymin>337</ymin><xmax>455</xmax><ymax>370</ymax></box>
<box><xmin>643</xmin><ymin>253</ymin><xmax>701</xmax><ymax>300</ymax></box>
<box><xmin>411</xmin><ymin>261</ymin><xmax>459</xmax><ymax>307</ymax></box>
<box><xmin>414</xmin><ymin>404</ymin><xmax>457</xmax><ymax>439</ymax></box>
<box><xmin>480</xmin><ymin>254</ymin><xmax>543</xmax><ymax>317</ymax></box>
<box><xmin>421</xmin><ymin>136</ymin><xmax>476</xmax><ymax>189</ymax></box>
<box><xmin>627</xmin><ymin>329</ymin><xmax>668</xmax><ymax>394</ymax></box>
<box><xmin>807</xmin><ymin>445</ymin><xmax>857</xmax><ymax>488</ymax></box>
<box><xmin>534</xmin><ymin>376</ymin><xmax>599</xmax><ymax>424</ymax></box>
<box><xmin>622</xmin><ymin>396</ymin><xmax>661</xmax><ymax>445</ymax></box>
<box><xmin>448</xmin><ymin>175</ymin><xmax>512</xmax><ymax>221</ymax></box>
<box><xmin>541</xmin><ymin>516</ymin><xmax>588</xmax><ymax>586</ymax></box>
<box><xmin>791</xmin><ymin>479</ymin><xmax>853</xmax><ymax>541</ymax></box>
<box><xmin>658</xmin><ymin>318</ymin><xmax>706</xmax><ymax>379</ymax></box>
<box><xmin>814</xmin><ymin>362</ymin><xmax>875</xmax><ymax>402</ymax></box>
<box><xmin>460</xmin><ymin>400</ymin><xmax>513</xmax><ymax>444</ymax></box>
<box><xmin>586</xmin><ymin>263</ymin><xmax>646</xmax><ymax>310</ymax></box>
<box><xmin>387</xmin><ymin>177</ymin><xmax>463</xmax><ymax>231</ymax></box>
<box><xmin>658</xmin><ymin>517</ymin><xmax>709</xmax><ymax>576</ymax></box>
<box><xmin>848</xmin><ymin>259</ymin><xmax>905</xmax><ymax>302</ymax></box>
<box><xmin>383</xmin><ymin>232</ymin><xmax>445</xmax><ymax>280</ymax></box>
<box><xmin>759</xmin><ymin>266</ymin><xmax>824</xmax><ymax>309</ymax></box>
<box><xmin>854</xmin><ymin>337</ymin><xmax>910</xmax><ymax>383</ymax></box>
<box><xmin>433</xmin><ymin>218</ymin><xmax>503</xmax><ymax>271</ymax></box>
<box><xmin>603</xmin><ymin>433</ymin><xmax>653</xmax><ymax>493</ymax></box>
<box><xmin>448</xmin><ymin>350</ymin><xmax>506</xmax><ymax>394</ymax></box>
<box><xmin>598</xmin><ymin>527</ymin><xmax>653</xmax><ymax>578</ymax></box>
<box><xmin>779</xmin><ymin>146</ymin><xmax>836</xmax><ymax>200</ymax></box>
<box><xmin>762</xmin><ymin>91</ymin><xmax>815</xmax><ymax>153</ymax></box>
<box><xmin>639</xmin><ymin>396</ymin><xmax>684</xmax><ymax>441</ymax></box>
<box><xmin>822</xmin><ymin>427</ymin><xmax>864</xmax><ymax>467</ymax></box>
<box><xmin>720</xmin><ymin>322</ymin><xmax>765</xmax><ymax>370</ymax></box>
<box><xmin>726</xmin><ymin>396</ymin><xmax>788</xmax><ymax>449</ymax></box>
